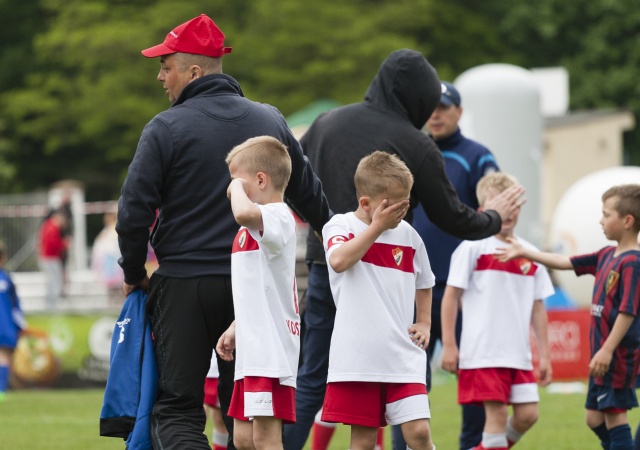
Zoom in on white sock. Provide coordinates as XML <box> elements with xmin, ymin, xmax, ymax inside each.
<box><xmin>506</xmin><ymin>417</ymin><xmax>523</xmax><ymax>444</ymax></box>
<box><xmin>482</xmin><ymin>432</ymin><xmax>508</xmax><ymax>448</ymax></box>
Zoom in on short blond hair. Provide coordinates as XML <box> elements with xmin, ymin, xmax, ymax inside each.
<box><xmin>602</xmin><ymin>184</ymin><xmax>640</xmax><ymax>233</ymax></box>
<box><xmin>476</xmin><ymin>172</ymin><xmax>518</xmax><ymax>207</ymax></box>
<box><xmin>354</xmin><ymin>151</ymin><xmax>413</xmax><ymax>199</ymax></box>
<box><xmin>225</xmin><ymin>136</ymin><xmax>292</xmax><ymax>193</ymax></box>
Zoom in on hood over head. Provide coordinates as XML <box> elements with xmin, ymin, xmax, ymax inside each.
<box><xmin>364</xmin><ymin>49</ymin><xmax>441</xmax><ymax>129</ymax></box>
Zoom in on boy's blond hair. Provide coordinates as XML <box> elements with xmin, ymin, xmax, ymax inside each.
<box><xmin>602</xmin><ymin>184</ymin><xmax>640</xmax><ymax>233</ymax></box>
<box><xmin>354</xmin><ymin>151</ymin><xmax>414</xmax><ymax>199</ymax></box>
<box><xmin>225</xmin><ymin>136</ymin><xmax>292</xmax><ymax>193</ymax></box>
<box><xmin>476</xmin><ymin>172</ymin><xmax>518</xmax><ymax>207</ymax></box>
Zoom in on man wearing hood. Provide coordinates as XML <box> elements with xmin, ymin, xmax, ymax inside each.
<box><xmin>284</xmin><ymin>49</ymin><xmax>524</xmax><ymax>449</ymax></box>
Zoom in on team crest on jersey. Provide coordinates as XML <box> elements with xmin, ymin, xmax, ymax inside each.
<box><xmin>606</xmin><ymin>270</ymin><xmax>620</xmax><ymax>294</ymax></box>
<box><xmin>518</xmin><ymin>258</ymin><xmax>532</xmax><ymax>275</ymax></box>
<box><xmin>238</xmin><ymin>230</ymin><xmax>247</xmax><ymax>249</ymax></box>
<box><xmin>392</xmin><ymin>247</ymin><xmax>403</xmax><ymax>266</ymax></box>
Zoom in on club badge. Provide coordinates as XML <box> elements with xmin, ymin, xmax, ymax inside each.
<box><xmin>392</xmin><ymin>247</ymin><xmax>403</xmax><ymax>266</ymax></box>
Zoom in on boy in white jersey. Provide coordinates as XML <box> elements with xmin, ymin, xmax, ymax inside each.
<box><xmin>440</xmin><ymin>172</ymin><xmax>554</xmax><ymax>450</ymax></box>
<box><xmin>322</xmin><ymin>151</ymin><xmax>436</xmax><ymax>450</ymax></box>
<box><xmin>216</xmin><ymin>136</ymin><xmax>299</xmax><ymax>450</ymax></box>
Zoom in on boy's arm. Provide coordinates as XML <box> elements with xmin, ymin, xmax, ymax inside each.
<box><xmin>495</xmin><ymin>237</ymin><xmax>573</xmax><ymax>270</ymax></box>
<box><xmin>590</xmin><ymin>313</ymin><xmax>635</xmax><ymax>377</ymax></box>
<box><xmin>328</xmin><ymin>199</ymin><xmax>409</xmax><ymax>273</ymax></box>
<box><xmin>531</xmin><ymin>300</ymin><xmax>552</xmax><ymax>386</ymax></box>
<box><xmin>441</xmin><ymin>285</ymin><xmax>464</xmax><ymax>374</ymax></box>
<box><xmin>408</xmin><ymin>288</ymin><xmax>432</xmax><ymax>350</ymax></box>
<box><xmin>227</xmin><ymin>178</ymin><xmax>263</xmax><ymax>231</ymax></box>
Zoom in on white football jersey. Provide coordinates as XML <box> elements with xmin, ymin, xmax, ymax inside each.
<box><xmin>323</xmin><ymin>212</ymin><xmax>435</xmax><ymax>384</ymax></box>
<box><xmin>231</xmin><ymin>203</ymin><xmax>299</xmax><ymax>387</ymax></box>
<box><xmin>447</xmin><ymin>235</ymin><xmax>554</xmax><ymax>370</ymax></box>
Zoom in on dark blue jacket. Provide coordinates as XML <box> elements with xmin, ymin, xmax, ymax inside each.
<box><xmin>117</xmin><ymin>74</ymin><xmax>331</xmax><ymax>284</ymax></box>
<box><xmin>100</xmin><ymin>290</ymin><xmax>157</xmax><ymax>450</ymax></box>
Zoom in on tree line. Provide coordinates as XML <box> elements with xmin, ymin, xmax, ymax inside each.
<box><xmin>0</xmin><ymin>0</ymin><xmax>638</xmax><ymax>202</ymax></box>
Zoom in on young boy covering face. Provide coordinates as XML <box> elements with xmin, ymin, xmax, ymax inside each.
<box><xmin>321</xmin><ymin>151</ymin><xmax>436</xmax><ymax>450</ymax></box>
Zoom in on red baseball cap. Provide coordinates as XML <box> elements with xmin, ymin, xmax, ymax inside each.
<box><xmin>141</xmin><ymin>14</ymin><xmax>232</xmax><ymax>58</ymax></box>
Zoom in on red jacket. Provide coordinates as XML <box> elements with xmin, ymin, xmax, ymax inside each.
<box><xmin>39</xmin><ymin>218</ymin><xmax>66</xmax><ymax>259</ymax></box>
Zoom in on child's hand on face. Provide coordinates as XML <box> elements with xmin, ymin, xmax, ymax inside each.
<box><xmin>371</xmin><ymin>199</ymin><xmax>410</xmax><ymax>231</ymax></box>
<box><xmin>227</xmin><ymin>178</ymin><xmax>249</xmax><ymax>200</ymax></box>
<box><xmin>494</xmin><ymin>237</ymin><xmax>523</xmax><ymax>262</ymax></box>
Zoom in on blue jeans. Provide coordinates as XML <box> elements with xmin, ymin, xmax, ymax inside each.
<box><xmin>284</xmin><ymin>263</ymin><xmax>335</xmax><ymax>450</ymax></box>
<box><xmin>391</xmin><ymin>283</ymin><xmax>485</xmax><ymax>450</ymax></box>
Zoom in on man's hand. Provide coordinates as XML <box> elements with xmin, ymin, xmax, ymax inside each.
<box><xmin>122</xmin><ymin>276</ymin><xmax>150</xmax><ymax>296</ymax></box>
<box><xmin>483</xmin><ymin>184</ymin><xmax>526</xmax><ymax>223</ymax></box>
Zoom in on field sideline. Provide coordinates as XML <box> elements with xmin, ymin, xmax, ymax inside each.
<box><xmin>1</xmin><ymin>373</ymin><xmax>639</xmax><ymax>449</ymax></box>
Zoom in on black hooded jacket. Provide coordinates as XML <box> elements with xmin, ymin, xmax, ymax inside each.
<box><xmin>302</xmin><ymin>49</ymin><xmax>502</xmax><ymax>262</ymax></box>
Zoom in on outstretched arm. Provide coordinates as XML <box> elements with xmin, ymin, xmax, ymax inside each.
<box><xmin>494</xmin><ymin>237</ymin><xmax>573</xmax><ymax>270</ymax></box>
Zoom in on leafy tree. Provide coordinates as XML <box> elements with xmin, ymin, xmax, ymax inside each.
<box><xmin>496</xmin><ymin>0</ymin><xmax>640</xmax><ymax>164</ymax></box>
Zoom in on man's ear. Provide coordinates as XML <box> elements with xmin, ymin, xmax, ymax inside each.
<box><xmin>190</xmin><ymin>64</ymin><xmax>204</xmax><ymax>80</ymax></box>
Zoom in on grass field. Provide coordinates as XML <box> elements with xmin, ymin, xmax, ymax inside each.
<box><xmin>1</xmin><ymin>373</ymin><xmax>639</xmax><ymax>449</ymax></box>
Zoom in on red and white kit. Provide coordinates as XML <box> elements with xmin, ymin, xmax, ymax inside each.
<box><xmin>231</xmin><ymin>203</ymin><xmax>299</xmax><ymax>417</ymax></box>
<box><xmin>447</xmin><ymin>235</ymin><xmax>554</xmax><ymax>371</ymax></box>
<box><xmin>323</xmin><ymin>212</ymin><xmax>435</xmax><ymax>384</ymax></box>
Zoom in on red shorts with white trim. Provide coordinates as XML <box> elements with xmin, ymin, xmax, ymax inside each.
<box><xmin>204</xmin><ymin>377</ymin><xmax>219</xmax><ymax>408</ymax></box>
<box><xmin>228</xmin><ymin>376</ymin><xmax>296</xmax><ymax>424</ymax></box>
<box><xmin>322</xmin><ymin>381</ymin><xmax>430</xmax><ymax>428</ymax></box>
<box><xmin>458</xmin><ymin>368</ymin><xmax>539</xmax><ymax>405</ymax></box>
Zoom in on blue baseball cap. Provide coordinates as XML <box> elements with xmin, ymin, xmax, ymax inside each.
<box><xmin>439</xmin><ymin>81</ymin><xmax>461</xmax><ymax>107</ymax></box>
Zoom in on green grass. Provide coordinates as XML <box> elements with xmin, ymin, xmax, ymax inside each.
<box><xmin>1</xmin><ymin>374</ymin><xmax>639</xmax><ymax>449</ymax></box>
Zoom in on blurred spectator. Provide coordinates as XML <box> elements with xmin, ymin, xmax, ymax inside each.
<box><xmin>38</xmin><ymin>211</ymin><xmax>68</xmax><ymax>309</ymax></box>
<box><xmin>91</xmin><ymin>209</ymin><xmax>124</xmax><ymax>306</ymax></box>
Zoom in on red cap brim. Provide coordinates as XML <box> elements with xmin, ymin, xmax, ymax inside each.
<box><xmin>141</xmin><ymin>43</ymin><xmax>176</xmax><ymax>58</ymax></box>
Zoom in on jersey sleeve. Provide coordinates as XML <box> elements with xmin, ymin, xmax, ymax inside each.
<box><xmin>322</xmin><ymin>215</ymin><xmax>350</xmax><ymax>262</ymax></box>
<box><xmin>618</xmin><ymin>258</ymin><xmax>640</xmax><ymax>316</ymax></box>
<box><xmin>570</xmin><ymin>249</ymin><xmax>602</xmax><ymax>276</ymax></box>
<box><xmin>446</xmin><ymin>241</ymin><xmax>475</xmax><ymax>289</ymax></box>
<box><xmin>533</xmin><ymin>262</ymin><xmax>555</xmax><ymax>301</ymax></box>
<box><xmin>413</xmin><ymin>238</ymin><xmax>435</xmax><ymax>290</ymax></box>
<box><xmin>250</xmin><ymin>204</ymin><xmax>295</xmax><ymax>256</ymax></box>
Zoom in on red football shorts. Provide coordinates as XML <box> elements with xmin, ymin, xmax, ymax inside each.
<box><xmin>228</xmin><ymin>376</ymin><xmax>296</xmax><ymax>424</ymax></box>
<box><xmin>322</xmin><ymin>381</ymin><xmax>429</xmax><ymax>428</ymax></box>
<box><xmin>458</xmin><ymin>367</ymin><xmax>539</xmax><ymax>405</ymax></box>
<box><xmin>204</xmin><ymin>377</ymin><xmax>219</xmax><ymax>408</ymax></box>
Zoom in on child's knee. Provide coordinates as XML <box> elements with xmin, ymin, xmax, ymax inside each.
<box><xmin>585</xmin><ymin>409</ymin><xmax>604</xmax><ymax>429</ymax></box>
<box><xmin>403</xmin><ymin>419</ymin><xmax>432</xmax><ymax>449</ymax></box>
<box><xmin>512</xmin><ymin>404</ymin><xmax>539</xmax><ymax>430</ymax></box>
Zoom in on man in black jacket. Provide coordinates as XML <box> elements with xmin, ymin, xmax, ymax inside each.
<box><xmin>284</xmin><ymin>49</ymin><xmax>524</xmax><ymax>450</ymax></box>
<box><xmin>116</xmin><ymin>14</ymin><xmax>331</xmax><ymax>450</ymax></box>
